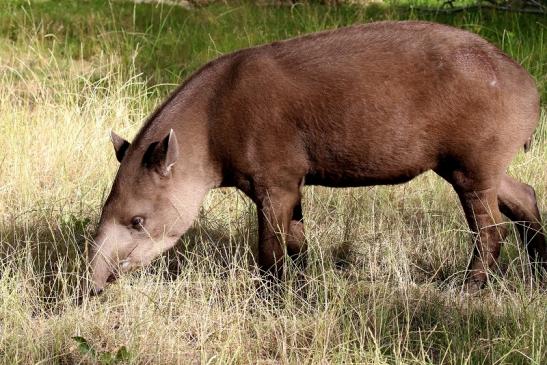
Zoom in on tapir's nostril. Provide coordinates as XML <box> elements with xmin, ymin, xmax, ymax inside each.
<box><xmin>107</xmin><ymin>273</ymin><xmax>117</xmax><ymax>283</ymax></box>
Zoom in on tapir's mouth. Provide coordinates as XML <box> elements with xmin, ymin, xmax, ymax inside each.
<box><xmin>107</xmin><ymin>258</ymin><xmax>138</xmax><ymax>282</ymax></box>
<box><xmin>90</xmin><ymin>238</ymin><xmax>177</xmax><ymax>295</ymax></box>
<box><xmin>90</xmin><ymin>267</ymin><xmax>124</xmax><ymax>296</ymax></box>
<box><xmin>89</xmin><ymin>268</ymin><xmax>122</xmax><ymax>296</ymax></box>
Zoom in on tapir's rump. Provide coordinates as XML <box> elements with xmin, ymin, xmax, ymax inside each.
<box><xmin>90</xmin><ymin>21</ymin><xmax>546</xmax><ymax>294</ymax></box>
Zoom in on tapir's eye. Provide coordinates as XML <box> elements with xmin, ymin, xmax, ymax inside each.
<box><xmin>131</xmin><ymin>216</ymin><xmax>145</xmax><ymax>231</ymax></box>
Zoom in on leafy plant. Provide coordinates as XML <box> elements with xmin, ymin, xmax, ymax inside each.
<box><xmin>72</xmin><ymin>337</ymin><xmax>130</xmax><ymax>364</ymax></box>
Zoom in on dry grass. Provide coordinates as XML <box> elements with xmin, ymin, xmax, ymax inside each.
<box><xmin>0</xmin><ymin>1</ymin><xmax>545</xmax><ymax>364</ymax></box>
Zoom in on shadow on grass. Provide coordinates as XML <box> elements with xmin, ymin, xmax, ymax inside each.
<box><xmin>341</xmin><ymin>285</ymin><xmax>546</xmax><ymax>364</ymax></box>
<box><xmin>0</xmin><ymin>203</ymin><xmax>545</xmax><ymax>363</ymax></box>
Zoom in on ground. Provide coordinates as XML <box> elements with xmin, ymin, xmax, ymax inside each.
<box><xmin>0</xmin><ymin>1</ymin><xmax>545</xmax><ymax>364</ymax></box>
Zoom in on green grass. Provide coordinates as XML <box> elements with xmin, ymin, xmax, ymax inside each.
<box><xmin>0</xmin><ymin>1</ymin><xmax>546</xmax><ymax>364</ymax></box>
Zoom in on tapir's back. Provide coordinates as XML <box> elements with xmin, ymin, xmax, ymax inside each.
<box><xmin>209</xmin><ymin>21</ymin><xmax>539</xmax><ymax>187</ymax></box>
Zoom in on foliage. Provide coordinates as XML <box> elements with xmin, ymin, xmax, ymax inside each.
<box><xmin>73</xmin><ymin>337</ymin><xmax>131</xmax><ymax>364</ymax></box>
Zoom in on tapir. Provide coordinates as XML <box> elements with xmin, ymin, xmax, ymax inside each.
<box><xmin>90</xmin><ymin>21</ymin><xmax>546</xmax><ymax>294</ymax></box>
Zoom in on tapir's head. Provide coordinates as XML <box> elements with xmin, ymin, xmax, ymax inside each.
<box><xmin>89</xmin><ymin>129</ymin><xmax>207</xmax><ymax>294</ymax></box>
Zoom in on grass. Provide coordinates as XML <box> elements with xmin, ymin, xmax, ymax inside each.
<box><xmin>0</xmin><ymin>0</ymin><xmax>546</xmax><ymax>363</ymax></box>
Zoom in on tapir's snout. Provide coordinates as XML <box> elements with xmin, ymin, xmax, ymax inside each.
<box><xmin>88</xmin><ymin>226</ymin><xmax>132</xmax><ymax>294</ymax></box>
<box><xmin>88</xmin><ymin>238</ymin><xmax>115</xmax><ymax>294</ymax></box>
<box><xmin>88</xmin><ymin>220</ymin><xmax>182</xmax><ymax>294</ymax></box>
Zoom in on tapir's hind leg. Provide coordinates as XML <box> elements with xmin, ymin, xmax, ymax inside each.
<box><xmin>456</xmin><ymin>187</ymin><xmax>507</xmax><ymax>292</ymax></box>
<box><xmin>498</xmin><ymin>174</ymin><xmax>547</xmax><ymax>276</ymax></box>
<box><xmin>287</xmin><ymin>191</ymin><xmax>307</xmax><ymax>269</ymax></box>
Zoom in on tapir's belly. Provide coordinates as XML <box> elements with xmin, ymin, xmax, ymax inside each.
<box><xmin>304</xmin><ymin>152</ymin><xmax>435</xmax><ymax>188</ymax></box>
<box><xmin>299</xmin><ymin>118</ymin><xmax>440</xmax><ymax>188</ymax></box>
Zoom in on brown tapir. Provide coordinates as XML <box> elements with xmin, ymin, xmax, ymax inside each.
<box><xmin>90</xmin><ymin>21</ymin><xmax>546</xmax><ymax>294</ymax></box>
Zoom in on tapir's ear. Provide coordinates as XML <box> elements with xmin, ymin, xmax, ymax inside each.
<box><xmin>142</xmin><ymin>129</ymin><xmax>179</xmax><ymax>176</ymax></box>
<box><xmin>110</xmin><ymin>130</ymin><xmax>130</xmax><ymax>163</ymax></box>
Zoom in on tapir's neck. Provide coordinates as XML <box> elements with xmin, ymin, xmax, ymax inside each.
<box><xmin>132</xmin><ymin>61</ymin><xmax>226</xmax><ymax>191</ymax></box>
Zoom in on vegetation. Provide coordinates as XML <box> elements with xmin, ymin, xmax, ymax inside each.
<box><xmin>0</xmin><ymin>1</ymin><xmax>545</xmax><ymax>363</ymax></box>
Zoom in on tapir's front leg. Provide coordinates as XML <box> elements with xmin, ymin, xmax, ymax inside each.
<box><xmin>255</xmin><ymin>184</ymin><xmax>301</xmax><ymax>280</ymax></box>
